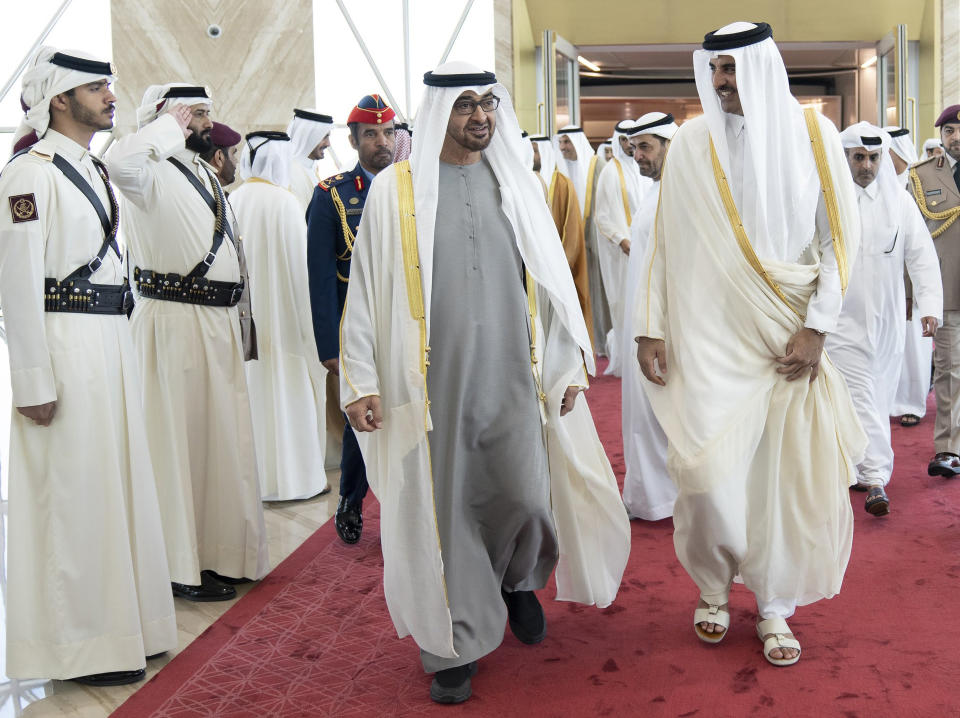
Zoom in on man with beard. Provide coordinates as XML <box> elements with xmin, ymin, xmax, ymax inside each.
<box><xmin>106</xmin><ymin>83</ymin><xmax>268</xmax><ymax>601</ymax></box>
<box><xmin>827</xmin><ymin>123</ymin><xmax>941</xmax><ymax>516</ymax></box>
<box><xmin>307</xmin><ymin>94</ymin><xmax>395</xmax><ymax>544</ymax></box>
<box><xmin>339</xmin><ymin>61</ymin><xmax>629</xmax><ymax>704</ymax></box>
<box><xmin>636</xmin><ymin>22</ymin><xmax>865</xmax><ymax>667</ymax></box>
<box><xmin>286</xmin><ymin>109</ymin><xmax>333</xmax><ymax>212</ymax></box>
<box><xmin>554</xmin><ymin>126</ymin><xmax>610</xmax><ymax>356</ymax></box>
<box><xmin>908</xmin><ymin>106</ymin><xmax>960</xmax><ymax>478</ymax></box>
<box><xmin>621</xmin><ymin>112</ymin><xmax>678</xmax><ymax>522</ymax></box>
<box><xmin>200</xmin><ymin>121</ymin><xmax>242</xmax><ymax>188</ymax></box>
<box><xmin>528</xmin><ymin>133</ymin><xmax>593</xmax><ymax>346</ymax></box>
<box><xmin>0</xmin><ymin>47</ymin><xmax>176</xmax><ymax>685</ymax></box>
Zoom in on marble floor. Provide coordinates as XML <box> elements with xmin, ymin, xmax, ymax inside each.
<box><xmin>1</xmin><ymin>471</ymin><xmax>340</xmax><ymax>718</ymax></box>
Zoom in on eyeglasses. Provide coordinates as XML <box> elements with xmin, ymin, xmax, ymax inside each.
<box><xmin>452</xmin><ymin>96</ymin><xmax>500</xmax><ymax>115</ymax></box>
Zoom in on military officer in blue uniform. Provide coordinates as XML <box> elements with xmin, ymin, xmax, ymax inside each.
<box><xmin>307</xmin><ymin>94</ymin><xmax>396</xmax><ymax>543</ymax></box>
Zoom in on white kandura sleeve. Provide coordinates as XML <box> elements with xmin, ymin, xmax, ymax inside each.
<box><xmin>104</xmin><ymin>114</ymin><xmax>187</xmax><ymax>208</ymax></box>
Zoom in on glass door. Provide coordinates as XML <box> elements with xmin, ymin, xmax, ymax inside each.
<box><xmin>540</xmin><ymin>30</ymin><xmax>580</xmax><ymax>137</ymax></box>
<box><xmin>877</xmin><ymin>25</ymin><xmax>908</xmax><ymax>130</ymax></box>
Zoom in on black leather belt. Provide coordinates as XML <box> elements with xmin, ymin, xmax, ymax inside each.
<box><xmin>44</xmin><ymin>278</ymin><xmax>133</xmax><ymax>315</ymax></box>
<box><xmin>134</xmin><ymin>267</ymin><xmax>243</xmax><ymax>307</ymax></box>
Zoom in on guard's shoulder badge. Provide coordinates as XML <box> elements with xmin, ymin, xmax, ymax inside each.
<box><xmin>317</xmin><ymin>179</ymin><xmax>331</xmax><ymax>192</ymax></box>
<box><xmin>27</xmin><ymin>149</ymin><xmax>52</xmax><ymax>162</ymax></box>
<box><xmin>320</xmin><ymin>173</ymin><xmax>352</xmax><ymax>191</ymax></box>
<box><xmin>913</xmin><ymin>155</ymin><xmax>937</xmax><ymax>168</ymax></box>
<box><xmin>9</xmin><ymin>193</ymin><xmax>38</xmax><ymax>223</ymax></box>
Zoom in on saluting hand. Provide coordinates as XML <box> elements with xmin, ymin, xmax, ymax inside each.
<box><xmin>17</xmin><ymin>400</ymin><xmax>57</xmax><ymax>427</ymax></box>
<box><xmin>169</xmin><ymin>103</ymin><xmax>193</xmax><ymax>138</ymax></box>
<box><xmin>346</xmin><ymin>395</ymin><xmax>383</xmax><ymax>432</ymax></box>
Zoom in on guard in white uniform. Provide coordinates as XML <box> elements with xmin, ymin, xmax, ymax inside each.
<box><xmin>827</xmin><ymin>123</ymin><xmax>942</xmax><ymax>516</ymax></box>
<box><xmin>106</xmin><ymin>83</ymin><xmax>269</xmax><ymax>601</ymax></box>
<box><xmin>0</xmin><ymin>47</ymin><xmax>176</xmax><ymax>686</ymax></box>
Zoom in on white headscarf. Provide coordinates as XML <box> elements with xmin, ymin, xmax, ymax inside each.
<box><xmin>137</xmin><ymin>82</ymin><xmax>212</xmax><ymax>128</ymax></box>
<box><xmin>694</xmin><ymin>21</ymin><xmax>819</xmax><ymax>263</ymax></box>
<box><xmin>597</xmin><ymin>140</ymin><xmax>612</xmax><ymax>158</ymax></box>
<box><xmin>239</xmin><ymin>131</ymin><xmax>292</xmax><ymax>187</ymax></box>
<box><xmin>286</xmin><ymin>109</ymin><xmax>333</xmax><ymax>169</ymax></box>
<box><xmin>629</xmin><ymin>112</ymin><xmax>679</xmax><ymax>142</ymax></box>
<box><xmin>923</xmin><ymin>137</ymin><xmax>942</xmax><ymax>155</ymax></box>
<box><xmin>410</xmin><ymin>61</ymin><xmax>593</xmax><ymax>372</ymax></box>
<box><xmin>19</xmin><ymin>46</ymin><xmax>115</xmax><ymax>139</ymax></box>
<box><xmin>611</xmin><ymin>120</ymin><xmax>649</xmax><ymax>208</ymax></box>
<box><xmin>552</xmin><ymin>126</ymin><xmax>596</xmax><ymax>212</ymax></box>
<box><xmin>529</xmin><ymin>135</ymin><xmax>557</xmax><ymax>184</ymax></box>
<box><xmin>840</xmin><ymin>122</ymin><xmax>899</xmax><ymax>226</ymax></box>
<box><xmin>884</xmin><ymin>126</ymin><xmax>919</xmax><ymax>187</ymax></box>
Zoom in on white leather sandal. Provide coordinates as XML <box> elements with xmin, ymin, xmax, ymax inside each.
<box><xmin>756</xmin><ymin>617</ymin><xmax>801</xmax><ymax>666</ymax></box>
<box><xmin>693</xmin><ymin>603</ymin><xmax>730</xmax><ymax>644</ymax></box>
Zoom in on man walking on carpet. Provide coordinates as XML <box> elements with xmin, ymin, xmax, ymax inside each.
<box><xmin>339</xmin><ymin>61</ymin><xmax>630</xmax><ymax>704</ymax></box>
<box><xmin>635</xmin><ymin>21</ymin><xmax>865</xmax><ymax>667</ymax></box>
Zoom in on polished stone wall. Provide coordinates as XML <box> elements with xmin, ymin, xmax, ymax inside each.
<box><xmin>110</xmin><ymin>0</ymin><xmax>315</xmax><ymax>137</ymax></box>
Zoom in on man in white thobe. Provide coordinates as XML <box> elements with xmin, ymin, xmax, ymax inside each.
<box><xmin>340</xmin><ymin>62</ymin><xmax>630</xmax><ymax>704</ymax></box>
<box><xmin>635</xmin><ymin>22</ymin><xmax>865</xmax><ymax>667</ymax></box>
<box><xmin>594</xmin><ymin>120</ymin><xmax>652</xmax><ymax>375</ymax></box>
<box><xmin>0</xmin><ymin>47</ymin><xmax>176</xmax><ymax>685</ymax></box>
<box><xmin>106</xmin><ymin>83</ymin><xmax>268</xmax><ymax>600</ymax></box>
<box><xmin>621</xmin><ymin>112</ymin><xmax>678</xmax><ymax>521</ymax></box>
<box><xmin>231</xmin><ymin>131</ymin><xmax>328</xmax><ymax>500</ymax></box>
<box><xmin>828</xmin><ymin>123</ymin><xmax>942</xmax><ymax>516</ymax></box>
<box><xmin>554</xmin><ymin>126</ymin><xmax>610</xmax><ymax>354</ymax></box>
<box><xmin>286</xmin><ymin>108</ymin><xmax>333</xmax><ymax>213</ymax></box>
<box><xmin>923</xmin><ymin>137</ymin><xmax>943</xmax><ymax>159</ymax></box>
<box><xmin>885</xmin><ymin>127</ymin><xmax>934</xmax><ymax>426</ymax></box>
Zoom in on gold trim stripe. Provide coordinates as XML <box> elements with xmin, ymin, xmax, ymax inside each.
<box><xmin>709</xmin><ymin>138</ymin><xmax>803</xmax><ymax>318</ymax></box>
<box><xmin>803</xmin><ymin>107</ymin><xmax>849</xmax><ymax>293</ymax></box>
<box><xmin>613</xmin><ymin>158</ymin><xmax>632</xmax><ymax>226</ymax></box>
<box><xmin>583</xmin><ymin>155</ymin><xmax>599</xmax><ymax>219</ymax></box>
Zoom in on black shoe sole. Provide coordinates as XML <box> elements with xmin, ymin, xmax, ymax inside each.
<box><xmin>171</xmin><ymin>586</ymin><xmax>237</xmax><ymax>602</ymax></box>
<box><xmin>72</xmin><ymin>669</ymin><xmax>146</xmax><ymax>686</ymax></box>
<box><xmin>928</xmin><ymin>466</ymin><xmax>960</xmax><ymax>478</ymax></box>
<box><xmin>508</xmin><ymin>617</ymin><xmax>547</xmax><ymax>645</ymax></box>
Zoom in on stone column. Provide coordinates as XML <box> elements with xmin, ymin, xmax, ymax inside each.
<box><xmin>110</xmin><ymin>0</ymin><xmax>315</xmax><ymax>136</ymax></box>
<box><xmin>943</xmin><ymin>0</ymin><xmax>960</xmax><ymax>106</ymax></box>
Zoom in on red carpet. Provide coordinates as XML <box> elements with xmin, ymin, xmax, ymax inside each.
<box><xmin>114</xmin><ymin>370</ymin><xmax>960</xmax><ymax>717</ymax></box>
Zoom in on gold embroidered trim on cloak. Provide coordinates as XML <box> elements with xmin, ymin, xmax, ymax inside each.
<box><xmin>394</xmin><ymin>159</ymin><xmax>450</xmax><ymax>611</ymax></box>
<box><xmin>613</xmin><ymin>158</ymin><xmax>632</xmax><ymax>226</ymax></box>
<box><xmin>803</xmin><ymin>107</ymin><xmax>849</xmax><ymax>292</ymax></box>
<box><xmin>583</xmin><ymin>155</ymin><xmax>599</xmax><ymax>219</ymax></box>
<box><xmin>709</xmin><ymin>138</ymin><xmax>803</xmax><ymax>318</ymax></box>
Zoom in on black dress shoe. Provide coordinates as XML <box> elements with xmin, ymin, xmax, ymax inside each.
<box><xmin>928</xmin><ymin>452</ymin><xmax>960</xmax><ymax>477</ymax></box>
<box><xmin>172</xmin><ymin>571</ymin><xmax>237</xmax><ymax>602</ymax></box>
<box><xmin>203</xmin><ymin>569</ymin><xmax>252</xmax><ymax>585</ymax></box>
<box><xmin>430</xmin><ymin>662</ymin><xmax>478</xmax><ymax>704</ymax></box>
<box><xmin>502</xmin><ymin>589</ymin><xmax>547</xmax><ymax>644</ymax></box>
<box><xmin>335</xmin><ymin>496</ymin><xmax>363</xmax><ymax>544</ymax></box>
<box><xmin>71</xmin><ymin>668</ymin><xmax>146</xmax><ymax>686</ymax></box>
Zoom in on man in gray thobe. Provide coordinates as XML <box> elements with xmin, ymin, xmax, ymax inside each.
<box><xmin>340</xmin><ymin>63</ymin><xmax>628</xmax><ymax>705</ymax></box>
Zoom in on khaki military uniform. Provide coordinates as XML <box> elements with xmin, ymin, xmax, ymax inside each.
<box><xmin>909</xmin><ymin>154</ymin><xmax>960</xmax><ymax>452</ymax></box>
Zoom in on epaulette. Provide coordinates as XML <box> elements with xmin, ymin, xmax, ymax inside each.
<box><xmin>317</xmin><ymin>173</ymin><xmax>351</xmax><ymax>193</ymax></box>
<box><xmin>28</xmin><ymin>149</ymin><xmax>53</xmax><ymax>161</ymax></box>
<box><xmin>912</xmin><ymin>155</ymin><xmax>937</xmax><ymax>168</ymax></box>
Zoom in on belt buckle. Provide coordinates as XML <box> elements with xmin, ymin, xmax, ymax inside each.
<box><xmin>202</xmin><ymin>252</ymin><xmax>217</xmax><ymax>267</ymax></box>
<box><xmin>87</xmin><ymin>255</ymin><xmax>103</xmax><ymax>274</ymax></box>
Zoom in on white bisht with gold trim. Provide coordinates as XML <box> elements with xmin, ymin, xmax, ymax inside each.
<box><xmin>339</xmin><ymin>62</ymin><xmax>630</xmax><ymax>660</ymax></box>
<box><xmin>636</xmin><ymin>109</ymin><xmax>867</xmax><ymax>605</ymax></box>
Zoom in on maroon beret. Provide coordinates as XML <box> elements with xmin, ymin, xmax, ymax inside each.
<box><xmin>13</xmin><ymin>131</ymin><xmax>39</xmax><ymax>154</ymax></box>
<box><xmin>935</xmin><ymin>105</ymin><xmax>960</xmax><ymax>128</ymax></box>
<box><xmin>210</xmin><ymin>121</ymin><xmax>241</xmax><ymax>147</ymax></box>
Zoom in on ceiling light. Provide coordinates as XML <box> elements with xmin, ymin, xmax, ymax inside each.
<box><xmin>860</xmin><ymin>55</ymin><xmax>878</xmax><ymax>69</ymax></box>
<box><xmin>578</xmin><ymin>56</ymin><xmax>601</xmax><ymax>72</ymax></box>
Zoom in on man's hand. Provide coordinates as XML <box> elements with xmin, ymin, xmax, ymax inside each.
<box><xmin>635</xmin><ymin>337</ymin><xmax>667</xmax><ymax>386</ymax></box>
<box><xmin>17</xmin><ymin>401</ymin><xmax>56</xmax><ymax>427</ymax></box>
<box><xmin>619</xmin><ymin>239</ymin><xmax>631</xmax><ymax>255</ymax></box>
<box><xmin>560</xmin><ymin>386</ymin><xmax>581</xmax><ymax>416</ymax></box>
<box><xmin>345</xmin><ymin>395</ymin><xmax>382</xmax><ymax>432</ymax></box>
<box><xmin>169</xmin><ymin>103</ymin><xmax>193</xmax><ymax>138</ymax></box>
<box><xmin>906</xmin><ymin>298</ymin><xmax>913</xmax><ymax>321</ymax></box>
<box><xmin>322</xmin><ymin>358</ymin><xmax>340</xmax><ymax>376</ymax></box>
<box><xmin>775</xmin><ymin>328</ymin><xmax>825</xmax><ymax>382</ymax></box>
<box><xmin>921</xmin><ymin>316</ymin><xmax>939</xmax><ymax>337</ymax></box>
